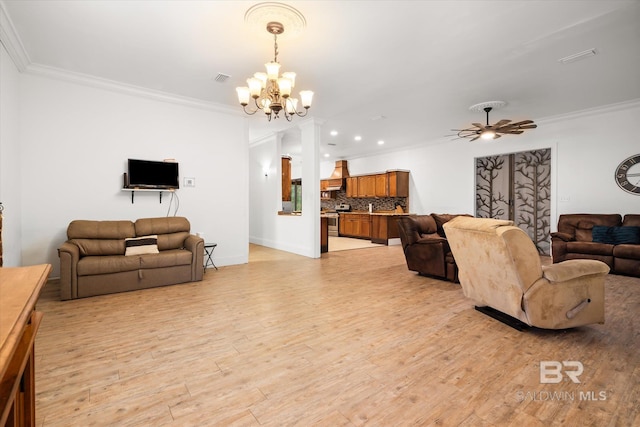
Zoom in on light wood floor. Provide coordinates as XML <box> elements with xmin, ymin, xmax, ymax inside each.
<box><xmin>34</xmin><ymin>244</ymin><xmax>640</xmax><ymax>426</ymax></box>
<box><xmin>328</xmin><ymin>236</ymin><xmax>385</xmax><ymax>252</ymax></box>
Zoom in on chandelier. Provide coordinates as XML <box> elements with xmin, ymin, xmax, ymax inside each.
<box><xmin>236</xmin><ymin>21</ymin><xmax>313</xmax><ymax>121</ymax></box>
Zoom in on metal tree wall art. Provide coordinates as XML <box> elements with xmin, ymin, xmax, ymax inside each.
<box><xmin>476</xmin><ymin>155</ymin><xmax>510</xmax><ymax>219</ymax></box>
<box><xmin>476</xmin><ymin>148</ymin><xmax>551</xmax><ymax>255</ymax></box>
<box><xmin>514</xmin><ymin>149</ymin><xmax>551</xmax><ymax>254</ymax></box>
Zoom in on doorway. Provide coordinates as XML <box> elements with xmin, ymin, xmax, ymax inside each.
<box><xmin>475</xmin><ymin>148</ymin><xmax>551</xmax><ymax>255</ymax></box>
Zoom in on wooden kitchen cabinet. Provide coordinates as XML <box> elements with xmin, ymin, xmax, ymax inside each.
<box><xmin>371</xmin><ymin>214</ymin><xmax>406</xmax><ymax>244</ymax></box>
<box><xmin>357</xmin><ymin>175</ymin><xmax>376</xmax><ymax>197</ymax></box>
<box><xmin>387</xmin><ymin>170</ymin><xmax>409</xmax><ymax>197</ymax></box>
<box><xmin>282</xmin><ymin>156</ymin><xmax>291</xmax><ymax>201</ymax></box>
<box><xmin>339</xmin><ymin>213</ymin><xmax>371</xmax><ymax>238</ymax></box>
<box><xmin>374</xmin><ymin>173</ymin><xmax>388</xmax><ymax>197</ymax></box>
<box><xmin>344</xmin><ymin>171</ymin><xmax>409</xmax><ymax>198</ymax></box>
<box><xmin>346</xmin><ymin>177</ymin><xmax>358</xmax><ymax>198</ymax></box>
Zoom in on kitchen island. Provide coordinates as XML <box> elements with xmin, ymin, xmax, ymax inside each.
<box><xmin>339</xmin><ymin>211</ymin><xmax>414</xmax><ymax>244</ymax></box>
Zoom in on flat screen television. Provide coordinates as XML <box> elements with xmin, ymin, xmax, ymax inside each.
<box><xmin>126</xmin><ymin>159</ymin><xmax>179</xmax><ymax>189</ymax></box>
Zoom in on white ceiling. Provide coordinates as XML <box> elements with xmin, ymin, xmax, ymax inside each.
<box><xmin>2</xmin><ymin>0</ymin><xmax>640</xmax><ymax>160</ymax></box>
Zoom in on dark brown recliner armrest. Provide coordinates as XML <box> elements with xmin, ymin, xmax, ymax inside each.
<box><xmin>551</xmin><ymin>232</ymin><xmax>574</xmax><ymax>242</ymax></box>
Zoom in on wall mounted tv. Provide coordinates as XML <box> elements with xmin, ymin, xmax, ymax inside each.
<box><xmin>126</xmin><ymin>159</ymin><xmax>179</xmax><ymax>189</ymax></box>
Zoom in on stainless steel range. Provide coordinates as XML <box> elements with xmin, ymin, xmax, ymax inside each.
<box><xmin>329</xmin><ymin>203</ymin><xmax>351</xmax><ymax>236</ymax></box>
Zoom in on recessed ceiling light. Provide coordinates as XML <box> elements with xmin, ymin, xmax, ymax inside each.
<box><xmin>324</xmin><ymin>153</ymin><xmax>330</xmax><ymax>157</ymax></box>
<box><xmin>354</xmin><ymin>135</ymin><xmax>362</xmax><ymax>141</ymax></box>
<box><xmin>377</xmin><ymin>140</ymin><xmax>385</xmax><ymax>145</ymax></box>
<box><xmin>330</xmin><ymin>130</ymin><xmax>338</xmax><ymax>136</ymax></box>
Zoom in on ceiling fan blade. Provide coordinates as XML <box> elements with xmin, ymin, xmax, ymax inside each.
<box><xmin>516</xmin><ymin>124</ymin><xmax>537</xmax><ymax>129</ymax></box>
<box><xmin>493</xmin><ymin>119</ymin><xmax>511</xmax><ymax>128</ymax></box>
<box><xmin>498</xmin><ymin>130</ymin><xmax>524</xmax><ymax>135</ymax></box>
<box><xmin>471</xmin><ymin>123</ymin><xmax>486</xmax><ymax>130</ymax></box>
<box><xmin>509</xmin><ymin>120</ymin><xmax>534</xmax><ymax>127</ymax></box>
<box><xmin>470</xmin><ymin>135</ymin><xmax>481</xmax><ymax>142</ymax></box>
<box><xmin>493</xmin><ymin>134</ymin><xmax>502</xmax><ymax>139</ymax></box>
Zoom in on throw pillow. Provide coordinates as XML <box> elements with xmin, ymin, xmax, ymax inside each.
<box><xmin>592</xmin><ymin>226</ymin><xmax>640</xmax><ymax>245</ymax></box>
<box><xmin>125</xmin><ymin>235</ymin><xmax>159</xmax><ymax>256</ymax></box>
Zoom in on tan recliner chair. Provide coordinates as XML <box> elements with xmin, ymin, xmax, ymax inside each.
<box><xmin>443</xmin><ymin>217</ymin><xmax>609</xmax><ymax>329</ymax></box>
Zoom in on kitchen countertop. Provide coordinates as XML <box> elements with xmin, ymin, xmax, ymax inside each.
<box><xmin>338</xmin><ymin>211</ymin><xmax>414</xmax><ymax>216</ymax></box>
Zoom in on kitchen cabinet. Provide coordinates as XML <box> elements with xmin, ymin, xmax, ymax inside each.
<box><xmin>339</xmin><ymin>213</ymin><xmax>371</xmax><ymax>239</ymax></box>
<box><xmin>375</xmin><ymin>173</ymin><xmax>388</xmax><ymax>197</ymax></box>
<box><xmin>282</xmin><ymin>156</ymin><xmax>291</xmax><ymax>202</ymax></box>
<box><xmin>371</xmin><ymin>214</ymin><xmax>409</xmax><ymax>244</ymax></box>
<box><xmin>387</xmin><ymin>170</ymin><xmax>409</xmax><ymax>197</ymax></box>
<box><xmin>357</xmin><ymin>175</ymin><xmax>376</xmax><ymax>197</ymax></box>
<box><xmin>344</xmin><ymin>171</ymin><xmax>410</xmax><ymax>198</ymax></box>
<box><xmin>346</xmin><ymin>177</ymin><xmax>358</xmax><ymax>198</ymax></box>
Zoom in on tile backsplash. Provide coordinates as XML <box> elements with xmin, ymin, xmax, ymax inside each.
<box><xmin>321</xmin><ymin>190</ymin><xmax>407</xmax><ymax>212</ymax></box>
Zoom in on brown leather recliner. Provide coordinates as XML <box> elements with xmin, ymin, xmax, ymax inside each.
<box><xmin>551</xmin><ymin>214</ymin><xmax>622</xmax><ymax>269</ymax></box>
<box><xmin>552</xmin><ymin>213</ymin><xmax>640</xmax><ymax>277</ymax></box>
<box><xmin>397</xmin><ymin>214</ymin><xmax>468</xmax><ymax>282</ymax></box>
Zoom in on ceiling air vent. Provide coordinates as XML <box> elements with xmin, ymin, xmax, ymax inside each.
<box><xmin>214</xmin><ymin>73</ymin><xmax>230</xmax><ymax>83</ymax></box>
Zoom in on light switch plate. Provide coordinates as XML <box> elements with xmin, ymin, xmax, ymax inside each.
<box><xmin>184</xmin><ymin>177</ymin><xmax>195</xmax><ymax>187</ymax></box>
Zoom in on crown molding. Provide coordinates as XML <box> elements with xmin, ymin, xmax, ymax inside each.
<box><xmin>535</xmin><ymin>98</ymin><xmax>640</xmax><ymax>125</ymax></box>
<box><xmin>25</xmin><ymin>63</ymin><xmax>239</xmax><ymax>115</ymax></box>
<box><xmin>0</xmin><ymin>1</ymin><xmax>30</xmax><ymax>71</ymax></box>
<box><xmin>0</xmin><ymin>1</ymin><xmax>239</xmax><ymax>114</ymax></box>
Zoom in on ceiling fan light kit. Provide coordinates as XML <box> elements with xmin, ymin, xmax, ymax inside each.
<box><xmin>236</xmin><ymin>3</ymin><xmax>313</xmax><ymax>122</ymax></box>
<box><xmin>452</xmin><ymin>100</ymin><xmax>537</xmax><ymax>142</ymax></box>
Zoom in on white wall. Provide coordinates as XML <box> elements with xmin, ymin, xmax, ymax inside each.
<box><xmin>17</xmin><ymin>73</ymin><xmax>249</xmax><ymax>276</ymax></box>
<box><xmin>249</xmin><ymin>119</ymin><xmax>321</xmax><ymax>258</ymax></box>
<box><xmin>323</xmin><ymin>100</ymin><xmax>640</xmax><ymax>227</ymax></box>
<box><xmin>0</xmin><ymin>43</ymin><xmax>22</xmax><ymax>266</ymax></box>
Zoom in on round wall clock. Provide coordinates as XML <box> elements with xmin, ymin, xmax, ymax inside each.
<box><xmin>615</xmin><ymin>154</ymin><xmax>640</xmax><ymax>195</ymax></box>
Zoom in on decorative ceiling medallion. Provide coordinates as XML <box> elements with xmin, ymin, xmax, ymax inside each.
<box><xmin>245</xmin><ymin>2</ymin><xmax>306</xmax><ymax>40</ymax></box>
<box><xmin>469</xmin><ymin>100</ymin><xmax>507</xmax><ymax>112</ymax></box>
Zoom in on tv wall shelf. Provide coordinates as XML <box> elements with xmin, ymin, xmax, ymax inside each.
<box><xmin>122</xmin><ymin>188</ymin><xmax>174</xmax><ymax>204</ymax></box>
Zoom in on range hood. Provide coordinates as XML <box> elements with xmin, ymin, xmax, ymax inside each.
<box><xmin>325</xmin><ymin>160</ymin><xmax>350</xmax><ymax>191</ymax></box>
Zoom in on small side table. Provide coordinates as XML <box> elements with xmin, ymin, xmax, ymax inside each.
<box><xmin>204</xmin><ymin>243</ymin><xmax>218</xmax><ymax>271</ymax></box>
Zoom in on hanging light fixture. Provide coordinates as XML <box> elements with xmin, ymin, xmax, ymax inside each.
<box><xmin>236</xmin><ymin>21</ymin><xmax>313</xmax><ymax>121</ymax></box>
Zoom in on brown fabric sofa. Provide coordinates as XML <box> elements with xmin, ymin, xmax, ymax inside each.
<box><xmin>551</xmin><ymin>214</ymin><xmax>640</xmax><ymax>277</ymax></box>
<box><xmin>397</xmin><ymin>213</ymin><xmax>471</xmax><ymax>282</ymax></box>
<box><xmin>58</xmin><ymin>216</ymin><xmax>204</xmax><ymax>300</ymax></box>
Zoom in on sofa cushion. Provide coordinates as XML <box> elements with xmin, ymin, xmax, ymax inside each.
<box><xmin>592</xmin><ymin>226</ymin><xmax>640</xmax><ymax>245</ymax></box>
<box><xmin>125</xmin><ymin>235</ymin><xmax>159</xmax><ymax>256</ymax></box>
<box><xmin>622</xmin><ymin>214</ymin><xmax>640</xmax><ymax>227</ymax></box>
<box><xmin>613</xmin><ymin>244</ymin><xmax>640</xmax><ymax>259</ymax></box>
<box><xmin>135</xmin><ymin>217</ymin><xmax>190</xmax><ymax>236</ymax></box>
<box><xmin>71</xmin><ymin>239</ymin><xmax>125</xmax><ymax>256</ymax></box>
<box><xmin>139</xmin><ymin>249</ymin><xmax>192</xmax><ymax>268</ymax></box>
<box><xmin>431</xmin><ymin>213</ymin><xmax>473</xmax><ymax>237</ymax></box>
<box><xmin>566</xmin><ymin>241</ymin><xmax>614</xmax><ymax>256</ymax></box>
<box><xmin>157</xmin><ymin>232</ymin><xmax>190</xmax><ymax>250</ymax></box>
<box><xmin>68</xmin><ymin>220</ymin><xmax>135</xmax><ymax>239</ymax></box>
<box><xmin>77</xmin><ymin>255</ymin><xmax>141</xmax><ymax>276</ymax></box>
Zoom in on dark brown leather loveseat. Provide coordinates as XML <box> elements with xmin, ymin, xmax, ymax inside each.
<box><xmin>397</xmin><ymin>213</ymin><xmax>471</xmax><ymax>282</ymax></box>
<box><xmin>551</xmin><ymin>213</ymin><xmax>640</xmax><ymax>277</ymax></box>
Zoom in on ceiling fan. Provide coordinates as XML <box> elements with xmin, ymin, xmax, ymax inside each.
<box><xmin>452</xmin><ymin>101</ymin><xmax>537</xmax><ymax>142</ymax></box>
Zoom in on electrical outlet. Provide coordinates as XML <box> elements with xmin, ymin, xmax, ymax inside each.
<box><xmin>184</xmin><ymin>177</ymin><xmax>195</xmax><ymax>187</ymax></box>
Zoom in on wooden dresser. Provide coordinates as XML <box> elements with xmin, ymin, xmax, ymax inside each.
<box><xmin>0</xmin><ymin>264</ymin><xmax>51</xmax><ymax>427</ymax></box>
